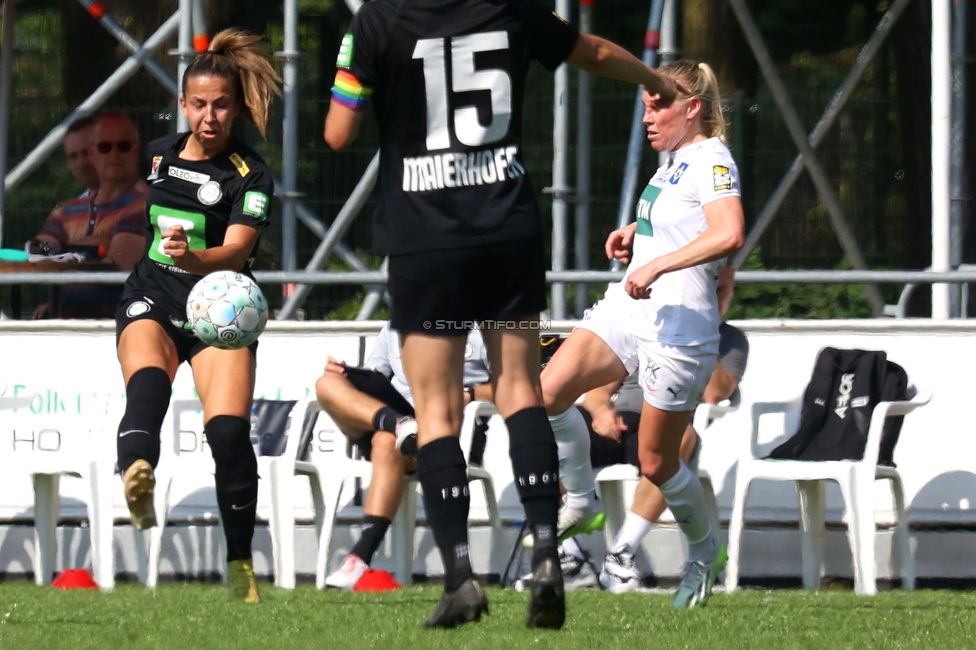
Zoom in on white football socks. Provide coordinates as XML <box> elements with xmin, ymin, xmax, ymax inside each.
<box><xmin>658</xmin><ymin>461</ymin><xmax>714</xmax><ymax>562</ymax></box>
<box><xmin>548</xmin><ymin>407</ymin><xmax>596</xmax><ymax>499</ymax></box>
<box><xmin>613</xmin><ymin>511</ymin><xmax>653</xmax><ymax>554</ymax></box>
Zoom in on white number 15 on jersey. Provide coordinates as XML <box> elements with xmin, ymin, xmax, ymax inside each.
<box><xmin>413</xmin><ymin>31</ymin><xmax>512</xmax><ymax>151</ymax></box>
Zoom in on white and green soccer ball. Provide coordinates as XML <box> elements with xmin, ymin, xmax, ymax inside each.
<box><xmin>186</xmin><ymin>270</ymin><xmax>269</xmax><ymax>350</ymax></box>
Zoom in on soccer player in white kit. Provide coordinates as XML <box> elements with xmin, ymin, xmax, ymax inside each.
<box><xmin>539</xmin><ymin>59</ymin><xmax>745</xmax><ymax>608</ymax></box>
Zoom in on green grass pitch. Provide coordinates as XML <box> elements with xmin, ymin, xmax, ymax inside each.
<box><xmin>1</xmin><ymin>582</ymin><xmax>974</xmax><ymax>649</ymax></box>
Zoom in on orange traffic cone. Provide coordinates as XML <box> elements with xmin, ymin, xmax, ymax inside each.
<box><xmin>353</xmin><ymin>569</ymin><xmax>402</xmax><ymax>592</ymax></box>
<box><xmin>51</xmin><ymin>568</ymin><xmax>98</xmax><ymax>590</ymax></box>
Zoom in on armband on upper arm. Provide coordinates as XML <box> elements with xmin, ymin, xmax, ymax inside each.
<box><xmin>331</xmin><ymin>70</ymin><xmax>373</xmax><ymax>111</ymax></box>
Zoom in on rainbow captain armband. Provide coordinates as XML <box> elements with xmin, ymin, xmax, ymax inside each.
<box><xmin>331</xmin><ymin>69</ymin><xmax>373</xmax><ymax>111</ymax></box>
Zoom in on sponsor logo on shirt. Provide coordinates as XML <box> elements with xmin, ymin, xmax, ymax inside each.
<box><xmin>243</xmin><ymin>191</ymin><xmax>270</xmax><ymax>219</ymax></box>
<box><xmin>713</xmin><ymin>165</ymin><xmax>731</xmax><ymax>191</ymax></box>
<box><xmin>336</xmin><ymin>33</ymin><xmax>354</xmax><ymax>67</ymax></box>
<box><xmin>168</xmin><ymin>166</ymin><xmax>210</xmax><ymax>185</ymax></box>
<box><xmin>148</xmin><ymin>156</ymin><xmax>163</xmax><ymax>180</ymax></box>
<box><xmin>229</xmin><ymin>153</ymin><xmax>250</xmax><ymax>177</ymax></box>
<box><xmin>635</xmin><ymin>183</ymin><xmax>662</xmax><ymax>237</ymax></box>
<box><xmin>668</xmin><ymin>162</ymin><xmax>689</xmax><ymax>185</ymax></box>
<box><xmin>401</xmin><ymin>145</ymin><xmax>525</xmax><ymax>193</ymax></box>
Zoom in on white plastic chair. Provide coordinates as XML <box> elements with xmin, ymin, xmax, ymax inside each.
<box><xmin>271</xmin><ymin>399</ymin><xmax>506</xmax><ymax>589</ymax></box>
<box><xmin>382</xmin><ymin>401</ymin><xmax>506</xmax><ymax>586</ymax></box>
<box><xmin>725</xmin><ymin>385</ymin><xmax>931</xmax><ymax>596</ymax></box>
<box><xmin>148</xmin><ymin>398</ymin><xmax>317</xmax><ymax>590</ymax></box>
<box><xmin>595</xmin><ymin>395</ymin><xmax>739</xmax><ymax>552</ymax></box>
<box><xmin>0</xmin><ymin>396</ymin><xmax>116</xmax><ymax>591</ymax></box>
<box><xmin>145</xmin><ymin>399</ymin><xmax>226</xmax><ymax>588</ymax></box>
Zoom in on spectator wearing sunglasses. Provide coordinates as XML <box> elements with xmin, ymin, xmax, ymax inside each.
<box><xmin>31</xmin><ymin>109</ymin><xmax>149</xmax><ymax>318</ymax></box>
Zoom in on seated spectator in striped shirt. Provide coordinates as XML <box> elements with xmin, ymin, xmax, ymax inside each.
<box><xmin>31</xmin><ymin>110</ymin><xmax>148</xmax><ymax>319</ymax></box>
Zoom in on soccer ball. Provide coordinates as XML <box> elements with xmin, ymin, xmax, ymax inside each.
<box><xmin>186</xmin><ymin>271</ymin><xmax>269</xmax><ymax>350</ymax></box>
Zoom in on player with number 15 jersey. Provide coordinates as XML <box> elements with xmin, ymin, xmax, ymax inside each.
<box><xmin>325</xmin><ymin>0</ymin><xmax>678</xmax><ymax>630</ymax></box>
<box><xmin>335</xmin><ymin>0</ymin><xmax>577</xmax><ymax>257</ymax></box>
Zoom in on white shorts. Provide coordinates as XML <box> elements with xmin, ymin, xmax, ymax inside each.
<box><xmin>635</xmin><ymin>337</ymin><xmax>717</xmax><ymax>412</ymax></box>
<box><xmin>577</xmin><ymin>289</ymin><xmax>717</xmax><ymax>412</ymax></box>
<box><xmin>576</xmin><ymin>291</ymin><xmax>640</xmax><ymax>374</ymax></box>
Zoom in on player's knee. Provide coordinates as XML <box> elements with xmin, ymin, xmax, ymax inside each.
<box><xmin>205</xmin><ymin>415</ymin><xmax>256</xmax><ymax>482</ymax></box>
<box><xmin>540</xmin><ymin>373</ymin><xmax>575</xmax><ymax>415</ymax></box>
<box><xmin>639</xmin><ymin>451</ymin><xmax>672</xmax><ymax>486</ymax></box>
<box><xmin>315</xmin><ymin>372</ymin><xmax>345</xmax><ymax>411</ymax></box>
<box><xmin>370</xmin><ymin>432</ymin><xmax>406</xmax><ymax>469</ymax></box>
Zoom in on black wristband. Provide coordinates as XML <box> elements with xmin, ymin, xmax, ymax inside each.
<box><xmin>464</xmin><ymin>384</ymin><xmax>475</xmax><ymax>402</ymax></box>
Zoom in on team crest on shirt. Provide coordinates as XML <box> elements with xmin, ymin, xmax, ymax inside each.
<box><xmin>668</xmin><ymin>162</ymin><xmax>689</xmax><ymax>185</ymax></box>
<box><xmin>713</xmin><ymin>165</ymin><xmax>731</xmax><ymax>191</ymax></box>
<box><xmin>197</xmin><ymin>180</ymin><xmax>223</xmax><ymax>206</ymax></box>
<box><xmin>642</xmin><ymin>363</ymin><xmax>661</xmax><ymax>393</ymax></box>
<box><xmin>147</xmin><ymin>156</ymin><xmax>163</xmax><ymax>180</ymax></box>
<box><xmin>126</xmin><ymin>301</ymin><xmax>151</xmax><ymax>318</ymax></box>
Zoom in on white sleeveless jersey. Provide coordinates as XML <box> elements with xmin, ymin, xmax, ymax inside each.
<box><xmin>608</xmin><ymin>137</ymin><xmax>740</xmax><ymax>347</ymax></box>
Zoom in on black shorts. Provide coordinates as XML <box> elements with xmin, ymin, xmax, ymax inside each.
<box><xmin>582</xmin><ymin>406</ymin><xmax>641</xmax><ymax>469</ymax></box>
<box><xmin>116</xmin><ymin>284</ymin><xmax>257</xmax><ymax>365</ymax></box>
<box><xmin>343</xmin><ymin>367</ymin><xmax>414</xmax><ymax>461</ymax></box>
<box><xmin>388</xmin><ymin>236</ymin><xmax>547</xmax><ymax>335</ymax></box>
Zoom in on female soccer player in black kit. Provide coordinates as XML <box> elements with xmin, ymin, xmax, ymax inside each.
<box><xmin>114</xmin><ymin>29</ymin><xmax>280</xmax><ymax>603</ymax></box>
<box><xmin>325</xmin><ymin>0</ymin><xmax>678</xmax><ymax>629</ymax></box>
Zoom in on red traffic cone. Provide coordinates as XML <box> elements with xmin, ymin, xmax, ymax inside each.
<box><xmin>51</xmin><ymin>568</ymin><xmax>98</xmax><ymax>590</ymax></box>
<box><xmin>353</xmin><ymin>569</ymin><xmax>402</xmax><ymax>592</ymax></box>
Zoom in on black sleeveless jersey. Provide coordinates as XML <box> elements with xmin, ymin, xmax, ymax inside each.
<box><xmin>125</xmin><ymin>132</ymin><xmax>273</xmax><ymax>302</ymax></box>
<box><xmin>340</xmin><ymin>0</ymin><xmax>578</xmax><ymax>255</ymax></box>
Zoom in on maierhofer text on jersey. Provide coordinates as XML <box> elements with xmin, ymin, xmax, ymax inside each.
<box><xmin>402</xmin><ymin>145</ymin><xmax>526</xmax><ymax>192</ymax></box>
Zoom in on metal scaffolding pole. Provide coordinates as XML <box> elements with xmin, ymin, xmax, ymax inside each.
<box><xmin>356</xmin><ymin>257</ymin><xmax>389</xmax><ymax>320</ymax></box>
<box><xmin>656</xmin><ymin>0</ymin><xmax>678</xmax><ymax>172</ymax></box>
<box><xmin>574</xmin><ymin>0</ymin><xmax>593</xmax><ymax>317</ymax></box>
<box><xmin>932</xmin><ymin>0</ymin><xmax>952</xmax><ymax>319</ymax></box>
<box><xmin>658</xmin><ymin>0</ymin><xmax>679</xmax><ymax>66</ymax></box>
<box><xmin>279</xmin><ymin>0</ymin><xmax>300</xmax><ymax>274</ymax></box>
<box><xmin>726</xmin><ymin>0</ymin><xmax>885</xmax><ymax>315</ymax></box>
<box><xmin>733</xmin><ymin>0</ymin><xmax>913</xmax><ymax>269</ymax></box>
<box><xmin>550</xmin><ymin>0</ymin><xmax>573</xmax><ymax>319</ymax></box>
<box><xmin>175</xmin><ymin>0</ymin><xmax>193</xmax><ymax>132</ymax></box>
<box><xmin>277</xmin><ymin>152</ymin><xmax>380</xmax><ymax>320</ymax></box>
<box><xmin>191</xmin><ymin>0</ymin><xmax>208</xmax><ymax>52</ymax></box>
<box><xmin>612</xmin><ymin>0</ymin><xmax>666</xmax><ymax>256</ymax></box>
<box><xmin>950</xmin><ymin>0</ymin><xmax>968</xmax><ymax>317</ymax></box>
<box><xmin>0</xmin><ymin>0</ymin><xmax>16</xmax><ymax>248</ymax></box>
<box><xmin>75</xmin><ymin>0</ymin><xmax>178</xmax><ymax>96</ymax></box>
<box><xmin>3</xmin><ymin>13</ymin><xmax>181</xmax><ymax>196</ymax></box>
